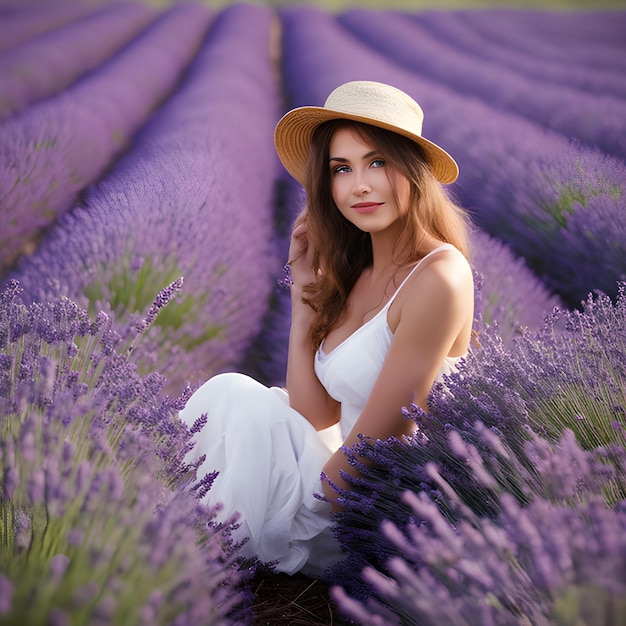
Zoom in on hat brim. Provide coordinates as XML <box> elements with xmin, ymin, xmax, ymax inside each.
<box><xmin>274</xmin><ymin>105</ymin><xmax>459</xmax><ymax>185</ymax></box>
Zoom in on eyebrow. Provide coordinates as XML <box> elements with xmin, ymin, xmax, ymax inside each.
<box><xmin>328</xmin><ymin>150</ymin><xmax>380</xmax><ymax>163</ymax></box>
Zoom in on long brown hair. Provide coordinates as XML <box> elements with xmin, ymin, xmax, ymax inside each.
<box><xmin>300</xmin><ymin>120</ymin><xmax>472</xmax><ymax>349</ymax></box>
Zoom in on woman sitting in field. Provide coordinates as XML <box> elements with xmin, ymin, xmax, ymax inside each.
<box><xmin>179</xmin><ymin>80</ymin><xmax>474</xmax><ymax>576</ymax></box>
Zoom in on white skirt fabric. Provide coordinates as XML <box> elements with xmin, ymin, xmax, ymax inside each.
<box><xmin>179</xmin><ymin>372</ymin><xmax>344</xmax><ymax>576</ymax></box>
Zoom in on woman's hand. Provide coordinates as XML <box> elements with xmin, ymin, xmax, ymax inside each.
<box><xmin>285</xmin><ymin>207</ymin><xmax>340</xmax><ymax>430</ymax></box>
<box><xmin>288</xmin><ymin>207</ymin><xmax>317</xmax><ymax>292</ymax></box>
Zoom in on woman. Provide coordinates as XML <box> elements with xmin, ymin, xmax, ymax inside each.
<box><xmin>179</xmin><ymin>81</ymin><xmax>474</xmax><ymax>577</ymax></box>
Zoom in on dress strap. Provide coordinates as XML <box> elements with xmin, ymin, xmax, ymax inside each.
<box><xmin>383</xmin><ymin>243</ymin><xmax>455</xmax><ymax>311</ymax></box>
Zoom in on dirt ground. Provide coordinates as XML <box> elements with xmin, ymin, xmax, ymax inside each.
<box><xmin>252</xmin><ymin>572</ymin><xmax>354</xmax><ymax>625</ymax></box>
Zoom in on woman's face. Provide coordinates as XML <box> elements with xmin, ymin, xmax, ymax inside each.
<box><xmin>328</xmin><ymin>126</ymin><xmax>410</xmax><ymax>235</ymax></box>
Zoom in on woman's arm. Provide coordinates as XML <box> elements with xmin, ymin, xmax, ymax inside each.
<box><xmin>286</xmin><ymin>209</ymin><xmax>340</xmax><ymax>430</ymax></box>
<box><xmin>321</xmin><ymin>251</ymin><xmax>474</xmax><ymax>507</ymax></box>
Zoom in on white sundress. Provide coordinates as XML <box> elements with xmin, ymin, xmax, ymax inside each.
<box><xmin>179</xmin><ymin>243</ymin><xmax>463</xmax><ymax>576</ymax></box>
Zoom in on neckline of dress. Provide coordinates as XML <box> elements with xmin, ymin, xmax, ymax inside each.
<box><xmin>318</xmin><ymin>243</ymin><xmax>454</xmax><ymax>360</ymax></box>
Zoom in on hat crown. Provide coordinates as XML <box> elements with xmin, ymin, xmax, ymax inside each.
<box><xmin>324</xmin><ymin>81</ymin><xmax>424</xmax><ymax>138</ymax></box>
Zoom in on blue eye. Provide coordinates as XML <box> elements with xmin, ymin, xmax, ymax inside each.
<box><xmin>333</xmin><ymin>165</ymin><xmax>351</xmax><ymax>174</ymax></box>
<box><xmin>371</xmin><ymin>159</ymin><xmax>385</xmax><ymax>168</ymax></box>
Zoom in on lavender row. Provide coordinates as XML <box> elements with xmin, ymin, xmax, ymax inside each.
<box><xmin>239</xmin><ymin>174</ymin><xmax>307</xmax><ymax>386</ymax></box>
<box><xmin>340</xmin><ymin>10</ymin><xmax>626</xmax><ymax>160</ymax></box>
<box><xmin>469</xmin><ymin>229</ymin><xmax>561</xmax><ymax>343</ymax></box>
<box><xmin>9</xmin><ymin>3</ymin><xmax>281</xmax><ymax>393</ymax></box>
<box><xmin>495</xmin><ymin>7</ymin><xmax>626</xmax><ymax>44</ymax></box>
<box><xmin>327</xmin><ymin>284</ymin><xmax>626</xmax><ymax>620</ymax></box>
<box><xmin>278</xmin><ymin>7</ymin><xmax>626</xmax><ymax>306</ymax></box>
<box><xmin>0</xmin><ymin>1</ymin><xmax>213</xmax><ymax>274</ymax></box>
<box><xmin>406</xmin><ymin>10</ymin><xmax>626</xmax><ymax>99</ymax></box>
<box><xmin>461</xmin><ymin>8</ymin><xmax>626</xmax><ymax>50</ymax></box>
<box><xmin>0</xmin><ymin>281</ymin><xmax>250</xmax><ymax>625</ymax></box>
<box><xmin>0</xmin><ymin>2</ymin><xmax>158</xmax><ymax>120</ymax></box>
<box><xmin>456</xmin><ymin>8</ymin><xmax>626</xmax><ymax>74</ymax></box>
<box><xmin>0</xmin><ymin>3</ymin><xmax>100</xmax><ymax>52</ymax></box>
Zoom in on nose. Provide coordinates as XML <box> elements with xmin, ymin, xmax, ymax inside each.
<box><xmin>352</xmin><ymin>170</ymin><xmax>371</xmax><ymax>196</ymax></box>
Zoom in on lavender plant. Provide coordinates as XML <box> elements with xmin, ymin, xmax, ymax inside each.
<box><xmin>340</xmin><ymin>9</ymin><xmax>626</xmax><ymax>160</ymax></box>
<box><xmin>278</xmin><ymin>6</ymin><xmax>626</xmax><ymax>305</ymax></box>
<box><xmin>9</xmin><ymin>3</ymin><xmax>281</xmax><ymax>392</ymax></box>
<box><xmin>0</xmin><ymin>280</ymin><xmax>251</xmax><ymax>625</ymax></box>
<box><xmin>0</xmin><ymin>1</ymin><xmax>213</xmax><ymax>272</ymax></box>
<box><xmin>0</xmin><ymin>2</ymin><xmax>157</xmax><ymax>119</ymax></box>
<box><xmin>443</xmin><ymin>280</ymin><xmax>626</xmax><ymax>485</ymax></box>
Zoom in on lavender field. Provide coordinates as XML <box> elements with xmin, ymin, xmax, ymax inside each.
<box><xmin>1</xmin><ymin>3</ymin><xmax>625</xmax><ymax>624</ymax></box>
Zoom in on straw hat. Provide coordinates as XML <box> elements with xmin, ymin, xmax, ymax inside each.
<box><xmin>274</xmin><ymin>81</ymin><xmax>459</xmax><ymax>185</ymax></box>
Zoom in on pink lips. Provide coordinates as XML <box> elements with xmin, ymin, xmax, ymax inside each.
<box><xmin>352</xmin><ymin>202</ymin><xmax>383</xmax><ymax>214</ymax></box>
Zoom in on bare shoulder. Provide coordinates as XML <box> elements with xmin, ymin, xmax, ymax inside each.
<box><xmin>410</xmin><ymin>245</ymin><xmax>473</xmax><ymax>299</ymax></box>
<box><xmin>389</xmin><ymin>245</ymin><xmax>473</xmax><ymax>333</ymax></box>
<box><xmin>388</xmin><ymin>248</ymin><xmax>474</xmax><ymax>346</ymax></box>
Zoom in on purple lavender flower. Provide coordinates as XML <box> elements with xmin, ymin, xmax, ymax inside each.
<box><xmin>129</xmin><ymin>276</ymin><xmax>184</xmax><ymax>355</ymax></box>
<box><xmin>0</xmin><ymin>2</ymin><xmax>213</xmax><ymax>272</ymax></box>
<box><xmin>0</xmin><ymin>2</ymin><xmax>157</xmax><ymax>119</ymax></box>
<box><xmin>0</xmin><ymin>574</ymin><xmax>13</xmax><ymax>615</ymax></box>
<box><xmin>47</xmin><ymin>608</ymin><xmax>70</xmax><ymax>626</ymax></box>
<box><xmin>66</xmin><ymin>528</ymin><xmax>84</xmax><ymax>548</ymax></box>
<box><xmin>50</xmin><ymin>554</ymin><xmax>70</xmax><ymax>582</ymax></box>
<box><xmin>2</xmin><ymin>437</ymin><xmax>18</xmax><ymax>500</ymax></box>
<box><xmin>135</xmin><ymin>277</ymin><xmax>184</xmax><ymax>334</ymax></box>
